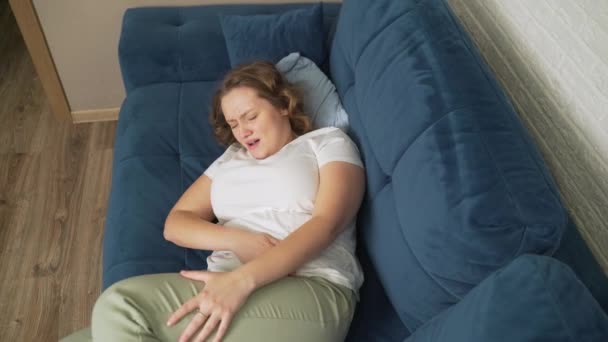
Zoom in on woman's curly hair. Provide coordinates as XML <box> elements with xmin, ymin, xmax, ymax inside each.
<box><xmin>210</xmin><ymin>61</ymin><xmax>312</xmax><ymax>146</ymax></box>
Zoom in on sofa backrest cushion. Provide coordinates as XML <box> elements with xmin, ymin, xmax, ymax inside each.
<box><xmin>220</xmin><ymin>3</ymin><xmax>326</xmax><ymax>67</ymax></box>
<box><xmin>330</xmin><ymin>0</ymin><xmax>567</xmax><ymax>331</ymax></box>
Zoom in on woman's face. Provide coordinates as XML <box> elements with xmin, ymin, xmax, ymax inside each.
<box><xmin>222</xmin><ymin>86</ymin><xmax>295</xmax><ymax>160</ymax></box>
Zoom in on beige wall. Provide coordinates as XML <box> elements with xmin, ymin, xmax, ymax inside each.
<box><xmin>447</xmin><ymin>0</ymin><xmax>608</xmax><ymax>272</ymax></box>
<box><xmin>32</xmin><ymin>0</ymin><xmax>339</xmax><ymax>114</ymax></box>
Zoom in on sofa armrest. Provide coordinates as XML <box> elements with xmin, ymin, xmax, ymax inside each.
<box><xmin>406</xmin><ymin>255</ymin><xmax>608</xmax><ymax>342</ymax></box>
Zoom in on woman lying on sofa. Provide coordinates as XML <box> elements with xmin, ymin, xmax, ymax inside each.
<box><xmin>90</xmin><ymin>61</ymin><xmax>366</xmax><ymax>342</ymax></box>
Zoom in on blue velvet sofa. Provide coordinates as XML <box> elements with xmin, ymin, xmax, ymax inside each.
<box><xmin>104</xmin><ymin>0</ymin><xmax>608</xmax><ymax>340</ymax></box>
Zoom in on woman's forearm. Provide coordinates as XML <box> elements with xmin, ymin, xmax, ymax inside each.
<box><xmin>164</xmin><ymin>210</ymin><xmax>237</xmax><ymax>251</ymax></box>
<box><xmin>236</xmin><ymin>216</ymin><xmax>340</xmax><ymax>290</ymax></box>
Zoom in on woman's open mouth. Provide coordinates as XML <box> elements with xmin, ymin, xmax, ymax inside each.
<box><xmin>247</xmin><ymin>139</ymin><xmax>260</xmax><ymax>149</ymax></box>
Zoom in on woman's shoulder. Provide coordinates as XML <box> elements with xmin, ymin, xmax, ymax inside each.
<box><xmin>212</xmin><ymin>143</ymin><xmax>243</xmax><ymax>164</ymax></box>
<box><xmin>309</xmin><ymin>126</ymin><xmax>342</xmax><ymax>136</ymax></box>
<box><xmin>302</xmin><ymin>127</ymin><xmax>362</xmax><ymax>162</ymax></box>
<box><xmin>300</xmin><ymin>126</ymin><xmax>348</xmax><ymax>143</ymax></box>
<box><xmin>307</xmin><ymin>126</ymin><xmax>357</xmax><ymax>146</ymax></box>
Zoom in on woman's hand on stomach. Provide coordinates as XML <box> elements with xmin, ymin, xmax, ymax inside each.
<box><xmin>229</xmin><ymin>230</ymin><xmax>279</xmax><ymax>263</ymax></box>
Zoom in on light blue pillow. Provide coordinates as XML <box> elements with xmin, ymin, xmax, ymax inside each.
<box><xmin>276</xmin><ymin>52</ymin><xmax>349</xmax><ymax>132</ymax></box>
<box><xmin>220</xmin><ymin>4</ymin><xmax>325</xmax><ymax>68</ymax></box>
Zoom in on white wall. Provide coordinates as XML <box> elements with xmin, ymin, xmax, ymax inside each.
<box><xmin>32</xmin><ymin>0</ymin><xmax>338</xmax><ymax>113</ymax></box>
<box><xmin>447</xmin><ymin>0</ymin><xmax>608</xmax><ymax>271</ymax></box>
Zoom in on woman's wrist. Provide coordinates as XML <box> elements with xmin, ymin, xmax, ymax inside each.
<box><xmin>234</xmin><ymin>266</ymin><xmax>258</xmax><ymax>292</ymax></box>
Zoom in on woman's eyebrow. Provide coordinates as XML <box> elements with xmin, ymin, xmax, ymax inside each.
<box><xmin>226</xmin><ymin>109</ymin><xmax>253</xmax><ymax>123</ymax></box>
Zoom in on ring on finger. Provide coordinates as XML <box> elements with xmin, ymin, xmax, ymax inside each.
<box><xmin>196</xmin><ymin>310</ymin><xmax>209</xmax><ymax>318</ymax></box>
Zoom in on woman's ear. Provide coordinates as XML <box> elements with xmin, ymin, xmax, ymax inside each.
<box><xmin>281</xmin><ymin>109</ymin><xmax>289</xmax><ymax>116</ymax></box>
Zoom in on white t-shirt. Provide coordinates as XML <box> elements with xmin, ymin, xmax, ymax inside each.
<box><xmin>204</xmin><ymin>126</ymin><xmax>364</xmax><ymax>295</ymax></box>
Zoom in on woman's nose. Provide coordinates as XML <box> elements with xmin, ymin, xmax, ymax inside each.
<box><xmin>238</xmin><ymin>124</ymin><xmax>252</xmax><ymax>139</ymax></box>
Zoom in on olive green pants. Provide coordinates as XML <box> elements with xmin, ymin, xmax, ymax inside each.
<box><xmin>60</xmin><ymin>273</ymin><xmax>355</xmax><ymax>342</ymax></box>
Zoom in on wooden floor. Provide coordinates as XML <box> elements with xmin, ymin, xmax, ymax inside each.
<box><xmin>0</xmin><ymin>1</ymin><xmax>115</xmax><ymax>340</ymax></box>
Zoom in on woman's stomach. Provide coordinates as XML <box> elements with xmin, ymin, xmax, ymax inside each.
<box><xmin>207</xmin><ymin>209</ymin><xmax>311</xmax><ymax>271</ymax></box>
<box><xmin>206</xmin><ymin>209</ymin><xmax>363</xmax><ymax>293</ymax></box>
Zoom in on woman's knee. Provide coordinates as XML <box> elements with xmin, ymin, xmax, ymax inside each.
<box><xmin>92</xmin><ymin>276</ymin><xmax>139</xmax><ymax>324</ymax></box>
<box><xmin>92</xmin><ymin>273</ymin><xmax>202</xmax><ymax>323</ymax></box>
<box><xmin>93</xmin><ymin>274</ymin><xmax>164</xmax><ymax>323</ymax></box>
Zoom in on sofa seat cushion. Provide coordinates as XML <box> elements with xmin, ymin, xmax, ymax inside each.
<box><xmin>330</xmin><ymin>0</ymin><xmax>567</xmax><ymax>330</ymax></box>
<box><xmin>103</xmin><ymin>81</ymin><xmax>223</xmax><ymax>289</ymax></box>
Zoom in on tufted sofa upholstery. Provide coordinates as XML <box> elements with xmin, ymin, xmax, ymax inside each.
<box><xmin>102</xmin><ymin>0</ymin><xmax>608</xmax><ymax>341</ymax></box>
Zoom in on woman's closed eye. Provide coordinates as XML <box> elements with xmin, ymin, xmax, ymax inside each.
<box><xmin>247</xmin><ymin>114</ymin><xmax>258</xmax><ymax>121</ymax></box>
